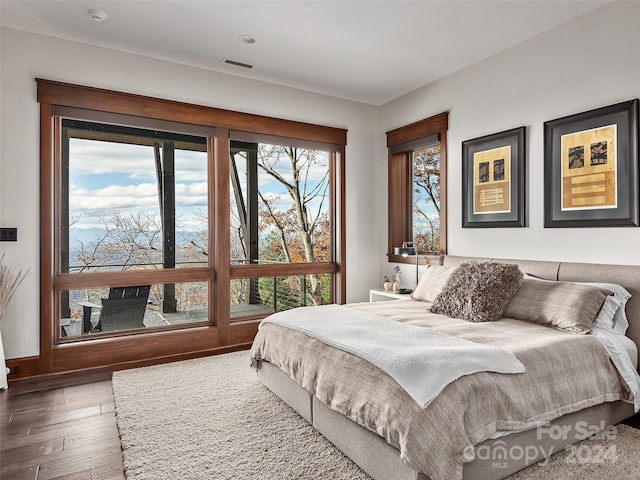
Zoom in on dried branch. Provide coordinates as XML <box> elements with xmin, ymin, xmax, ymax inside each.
<box><xmin>0</xmin><ymin>253</ymin><xmax>30</xmax><ymax>324</ymax></box>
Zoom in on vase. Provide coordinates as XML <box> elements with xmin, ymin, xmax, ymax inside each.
<box><xmin>383</xmin><ymin>281</ymin><xmax>393</xmax><ymax>291</ymax></box>
<box><xmin>0</xmin><ymin>331</ymin><xmax>7</xmax><ymax>390</ymax></box>
<box><xmin>394</xmin><ymin>273</ymin><xmax>402</xmax><ymax>289</ymax></box>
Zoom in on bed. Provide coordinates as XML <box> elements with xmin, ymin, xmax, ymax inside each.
<box><xmin>250</xmin><ymin>256</ymin><xmax>640</xmax><ymax>480</ymax></box>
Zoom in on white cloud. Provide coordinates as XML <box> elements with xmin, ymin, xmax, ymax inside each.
<box><xmin>70</xmin><ymin>139</ymin><xmax>207</xmax><ymax>182</ymax></box>
<box><xmin>70</xmin><ymin>139</ymin><xmax>156</xmax><ymax>180</ymax></box>
<box><xmin>70</xmin><ymin>181</ymin><xmax>209</xmax><ymax>229</ymax></box>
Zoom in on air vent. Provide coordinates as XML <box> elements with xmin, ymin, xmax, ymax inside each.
<box><xmin>222</xmin><ymin>58</ymin><xmax>253</xmax><ymax>69</ymax></box>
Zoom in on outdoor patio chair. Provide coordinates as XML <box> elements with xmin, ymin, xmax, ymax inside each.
<box><xmin>79</xmin><ymin>285</ymin><xmax>151</xmax><ymax>333</ymax></box>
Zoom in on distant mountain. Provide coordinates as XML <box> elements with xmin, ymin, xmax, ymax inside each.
<box><xmin>69</xmin><ymin>228</ymin><xmax>106</xmax><ymax>246</ymax></box>
<box><xmin>67</xmin><ymin>228</ymin><xmax>209</xmax><ymax>269</ymax></box>
<box><xmin>69</xmin><ymin>228</ymin><xmax>206</xmax><ymax>245</ymax></box>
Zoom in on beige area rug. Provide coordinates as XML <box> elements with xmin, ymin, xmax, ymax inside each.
<box><xmin>112</xmin><ymin>350</ymin><xmax>640</xmax><ymax>480</ymax></box>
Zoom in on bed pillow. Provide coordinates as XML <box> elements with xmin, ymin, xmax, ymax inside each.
<box><xmin>429</xmin><ymin>261</ymin><xmax>523</xmax><ymax>322</ymax></box>
<box><xmin>582</xmin><ymin>282</ymin><xmax>632</xmax><ymax>334</ymax></box>
<box><xmin>503</xmin><ymin>277</ymin><xmax>613</xmax><ymax>334</ymax></box>
<box><xmin>411</xmin><ymin>265</ymin><xmax>453</xmax><ymax>303</ymax></box>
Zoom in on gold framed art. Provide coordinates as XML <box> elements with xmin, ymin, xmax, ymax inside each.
<box><xmin>462</xmin><ymin>126</ymin><xmax>526</xmax><ymax>228</ymax></box>
<box><xmin>544</xmin><ymin>99</ymin><xmax>639</xmax><ymax>227</ymax></box>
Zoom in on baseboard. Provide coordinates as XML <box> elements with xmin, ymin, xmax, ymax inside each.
<box><xmin>108</xmin><ymin>342</ymin><xmax>254</xmax><ymax>371</ymax></box>
<box><xmin>5</xmin><ymin>343</ymin><xmax>253</xmax><ymax>388</ymax></box>
<box><xmin>6</xmin><ymin>355</ymin><xmax>40</xmax><ymax>380</ymax></box>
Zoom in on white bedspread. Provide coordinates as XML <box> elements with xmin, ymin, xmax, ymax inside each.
<box><xmin>259</xmin><ymin>304</ymin><xmax>525</xmax><ymax>408</ymax></box>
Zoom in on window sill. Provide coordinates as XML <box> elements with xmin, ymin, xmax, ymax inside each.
<box><xmin>388</xmin><ymin>253</ymin><xmax>443</xmax><ymax>265</ymax></box>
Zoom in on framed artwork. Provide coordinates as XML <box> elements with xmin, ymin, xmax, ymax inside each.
<box><xmin>462</xmin><ymin>126</ymin><xmax>526</xmax><ymax>228</ymax></box>
<box><xmin>544</xmin><ymin>99</ymin><xmax>639</xmax><ymax>227</ymax></box>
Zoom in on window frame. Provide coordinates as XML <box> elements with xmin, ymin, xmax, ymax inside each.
<box><xmin>58</xmin><ymin>116</ymin><xmax>213</xmax><ymax>335</ymax></box>
<box><xmin>37</xmin><ymin>78</ymin><xmax>346</xmax><ymax>375</ymax></box>
<box><xmin>386</xmin><ymin>112</ymin><xmax>448</xmax><ymax>265</ymax></box>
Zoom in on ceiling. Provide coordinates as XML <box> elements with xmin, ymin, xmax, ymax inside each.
<box><xmin>0</xmin><ymin>0</ymin><xmax>610</xmax><ymax>105</ymax></box>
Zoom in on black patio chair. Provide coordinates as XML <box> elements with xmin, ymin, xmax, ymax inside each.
<box><xmin>79</xmin><ymin>285</ymin><xmax>151</xmax><ymax>333</ymax></box>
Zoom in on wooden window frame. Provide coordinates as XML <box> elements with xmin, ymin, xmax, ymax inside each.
<box><xmin>386</xmin><ymin>112</ymin><xmax>448</xmax><ymax>266</ymax></box>
<box><xmin>37</xmin><ymin>79</ymin><xmax>347</xmax><ymax>375</ymax></box>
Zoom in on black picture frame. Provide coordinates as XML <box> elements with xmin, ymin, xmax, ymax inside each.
<box><xmin>462</xmin><ymin>126</ymin><xmax>526</xmax><ymax>228</ymax></box>
<box><xmin>544</xmin><ymin>99</ymin><xmax>639</xmax><ymax>228</ymax></box>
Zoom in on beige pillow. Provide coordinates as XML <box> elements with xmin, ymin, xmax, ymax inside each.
<box><xmin>429</xmin><ymin>261</ymin><xmax>523</xmax><ymax>322</ymax></box>
<box><xmin>412</xmin><ymin>265</ymin><xmax>453</xmax><ymax>303</ymax></box>
<box><xmin>503</xmin><ymin>277</ymin><xmax>612</xmax><ymax>334</ymax></box>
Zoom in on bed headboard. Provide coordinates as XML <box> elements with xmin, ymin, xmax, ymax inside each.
<box><xmin>442</xmin><ymin>255</ymin><xmax>640</xmax><ymax>373</ymax></box>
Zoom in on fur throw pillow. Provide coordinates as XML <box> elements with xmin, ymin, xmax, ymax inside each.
<box><xmin>430</xmin><ymin>261</ymin><xmax>523</xmax><ymax>322</ymax></box>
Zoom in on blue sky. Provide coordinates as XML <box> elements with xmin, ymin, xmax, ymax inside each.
<box><xmin>412</xmin><ymin>168</ymin><xmax>440</xmax><ymax>240</ymax></box>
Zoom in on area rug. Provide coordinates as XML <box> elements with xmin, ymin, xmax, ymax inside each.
<box><xmin>112</xmin><ymin>350</ymin><xmax>640</xmax><ymax>480</ymax></box>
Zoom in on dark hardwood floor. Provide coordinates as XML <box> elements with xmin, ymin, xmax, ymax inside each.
<box><xmin>2</xmin><ymin>373</ymin><xmax>640</xmax><ymax>480</ymax></box>
<box><xmin>0</xmin><ymin>373</ymin><xmax>125</xmax><ymax>480</ymax></box>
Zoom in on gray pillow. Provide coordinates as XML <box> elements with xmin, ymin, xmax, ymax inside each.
<box><xmin>503</xmin><ymin>277</ymin><xmax>613</xmax><ymax>334</ymax></box>
<box><xmin>430</xmin><ymin>261</ymin><xmax>523</xmax><ymax>322</ymax></box>
<box><xmin>412</xmin><ymin>265</ymin><xmax>453</xmax><ymax>303</ymax></box>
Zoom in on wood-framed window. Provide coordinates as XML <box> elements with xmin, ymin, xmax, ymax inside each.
<box><xmin>228</xmin><ymin>132</ymin><xmax>340</xmax><ymax>321</ymax></box>
<box><xmin>37</xmin><ymin>79</ymin><xmax>346</xmax><ymax>375</ymax></box>
<box><xmin>386</xmin><ymin>112</ymin><xmax>448</xmax><ymax>266</ymax></box>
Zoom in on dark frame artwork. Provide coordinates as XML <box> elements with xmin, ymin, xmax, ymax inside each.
<box><xmin>462</xmin><ymin>126</ymin><xmax>526</xmax><ymax>228</ymax></box>
<box><xmin>544</xmin><ymin>99</ymin><xmax>639</xmax><ymax>228</ymax></box>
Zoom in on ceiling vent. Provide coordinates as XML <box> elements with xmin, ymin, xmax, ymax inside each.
<box><xmin>222</xmin><ymin>58</ymin><xmax>253</xmax><ymax>69</ymax></box>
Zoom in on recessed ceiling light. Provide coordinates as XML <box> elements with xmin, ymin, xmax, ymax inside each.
<box><xmin>88</xmin><ymin>9</ymin><xmax>108</xmax><ymax>22</ymax></box>
<box><xmin>238</xmin><ymin>35</ymin><xmax>257</xmax><ymax>45</ymax></box>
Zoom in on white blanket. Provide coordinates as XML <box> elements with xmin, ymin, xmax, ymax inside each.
<box><xmin>259</xmin><ymin>304</ymin><xmax>525</xmax><ymax>408</ymax></box>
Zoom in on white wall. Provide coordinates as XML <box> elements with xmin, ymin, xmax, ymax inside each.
<box><xmin>380</xmin><ymin>0</ymin><xmax>640</xmax><ymax>289</ymax></box>
<box><xmin>0</xmin><ymin>27</ymin><xmax>381</xmax><ymax>358</ymax></box>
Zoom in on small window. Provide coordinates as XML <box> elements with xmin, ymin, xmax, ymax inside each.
<box><xmin>412</xmin><ymin>145</ymin><xmax>441</xmax><ymax>253</ymax></box>
<box><xmin>230</xmin><ymin>273</ymin><xmax>331</xmax><ymax>321</ymax></box>
<box><xmin>386</xmin><ymin>112</ymin><xmax>448</xmax><ymax>264</ymax></box>
<box><xmin>60</xmin><ymin>281</ymin><xmax>208</xmax><ymax>337</ymax></box>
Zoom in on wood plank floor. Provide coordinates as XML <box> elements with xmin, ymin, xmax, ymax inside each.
<box><xmin>2</xmin><ymin>374</ymin><xmax>640</xmax><ymax>480</ymax></box>
<box><xmin>0</xmin><ymin>373</ymin><xmax>125</xmax><ymax>480</ymax></box>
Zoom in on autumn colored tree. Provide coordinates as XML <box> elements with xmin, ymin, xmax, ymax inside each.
<box><xmin>413</xmin><ymin>146</ymin><xmax>440</xmax><ymax>252</ymax></box>
<box><xmin>255</xmin><ymin>145</ymin><xmax>330</xmax><ymax>306</ymax></box>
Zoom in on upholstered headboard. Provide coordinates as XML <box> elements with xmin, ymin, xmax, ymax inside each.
<box><xmin>442</xmin><ymin>255</ymin><xmax>640</xmax><ymax>373</ymax></box>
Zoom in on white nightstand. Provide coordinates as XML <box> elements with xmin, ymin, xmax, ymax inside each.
<box><xmin>369</xmin><ymin>289</ymin><xmax>413</xmax><ymax>302</ymax></box>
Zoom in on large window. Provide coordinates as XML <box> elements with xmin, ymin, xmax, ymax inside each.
<box><xmin>229</xmin><ymin>134</ymin><xmax>337</xmax><ymax>321</ymax></box>
<box><xmin>64</xmin><ymin>120</ymin><xmax>209</xmax><ymax>274</ymax></box>
<box><xmin>386</xmin><ymin>112</ymin><xmax>448</xmax><ymax>265</ymax></box>
<box><xmin>229</xmin><ymin>140</ymin><xmax>330</xmax><ymax>266</ymax></box>
<box><xmin>37</xmin><ymin>79</ymin><xmax>346</xmax><ymax>375</ymax></box>
<box><xmin>59</xmin><ymin>120</ymin><xmax>210</xmax><ymax>337</ymax></box>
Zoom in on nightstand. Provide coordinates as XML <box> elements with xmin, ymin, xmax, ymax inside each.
<box><xmin>369</xmin><ymin>289</ymin><xmax>413</xmax><ymax>302</ymax></box>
